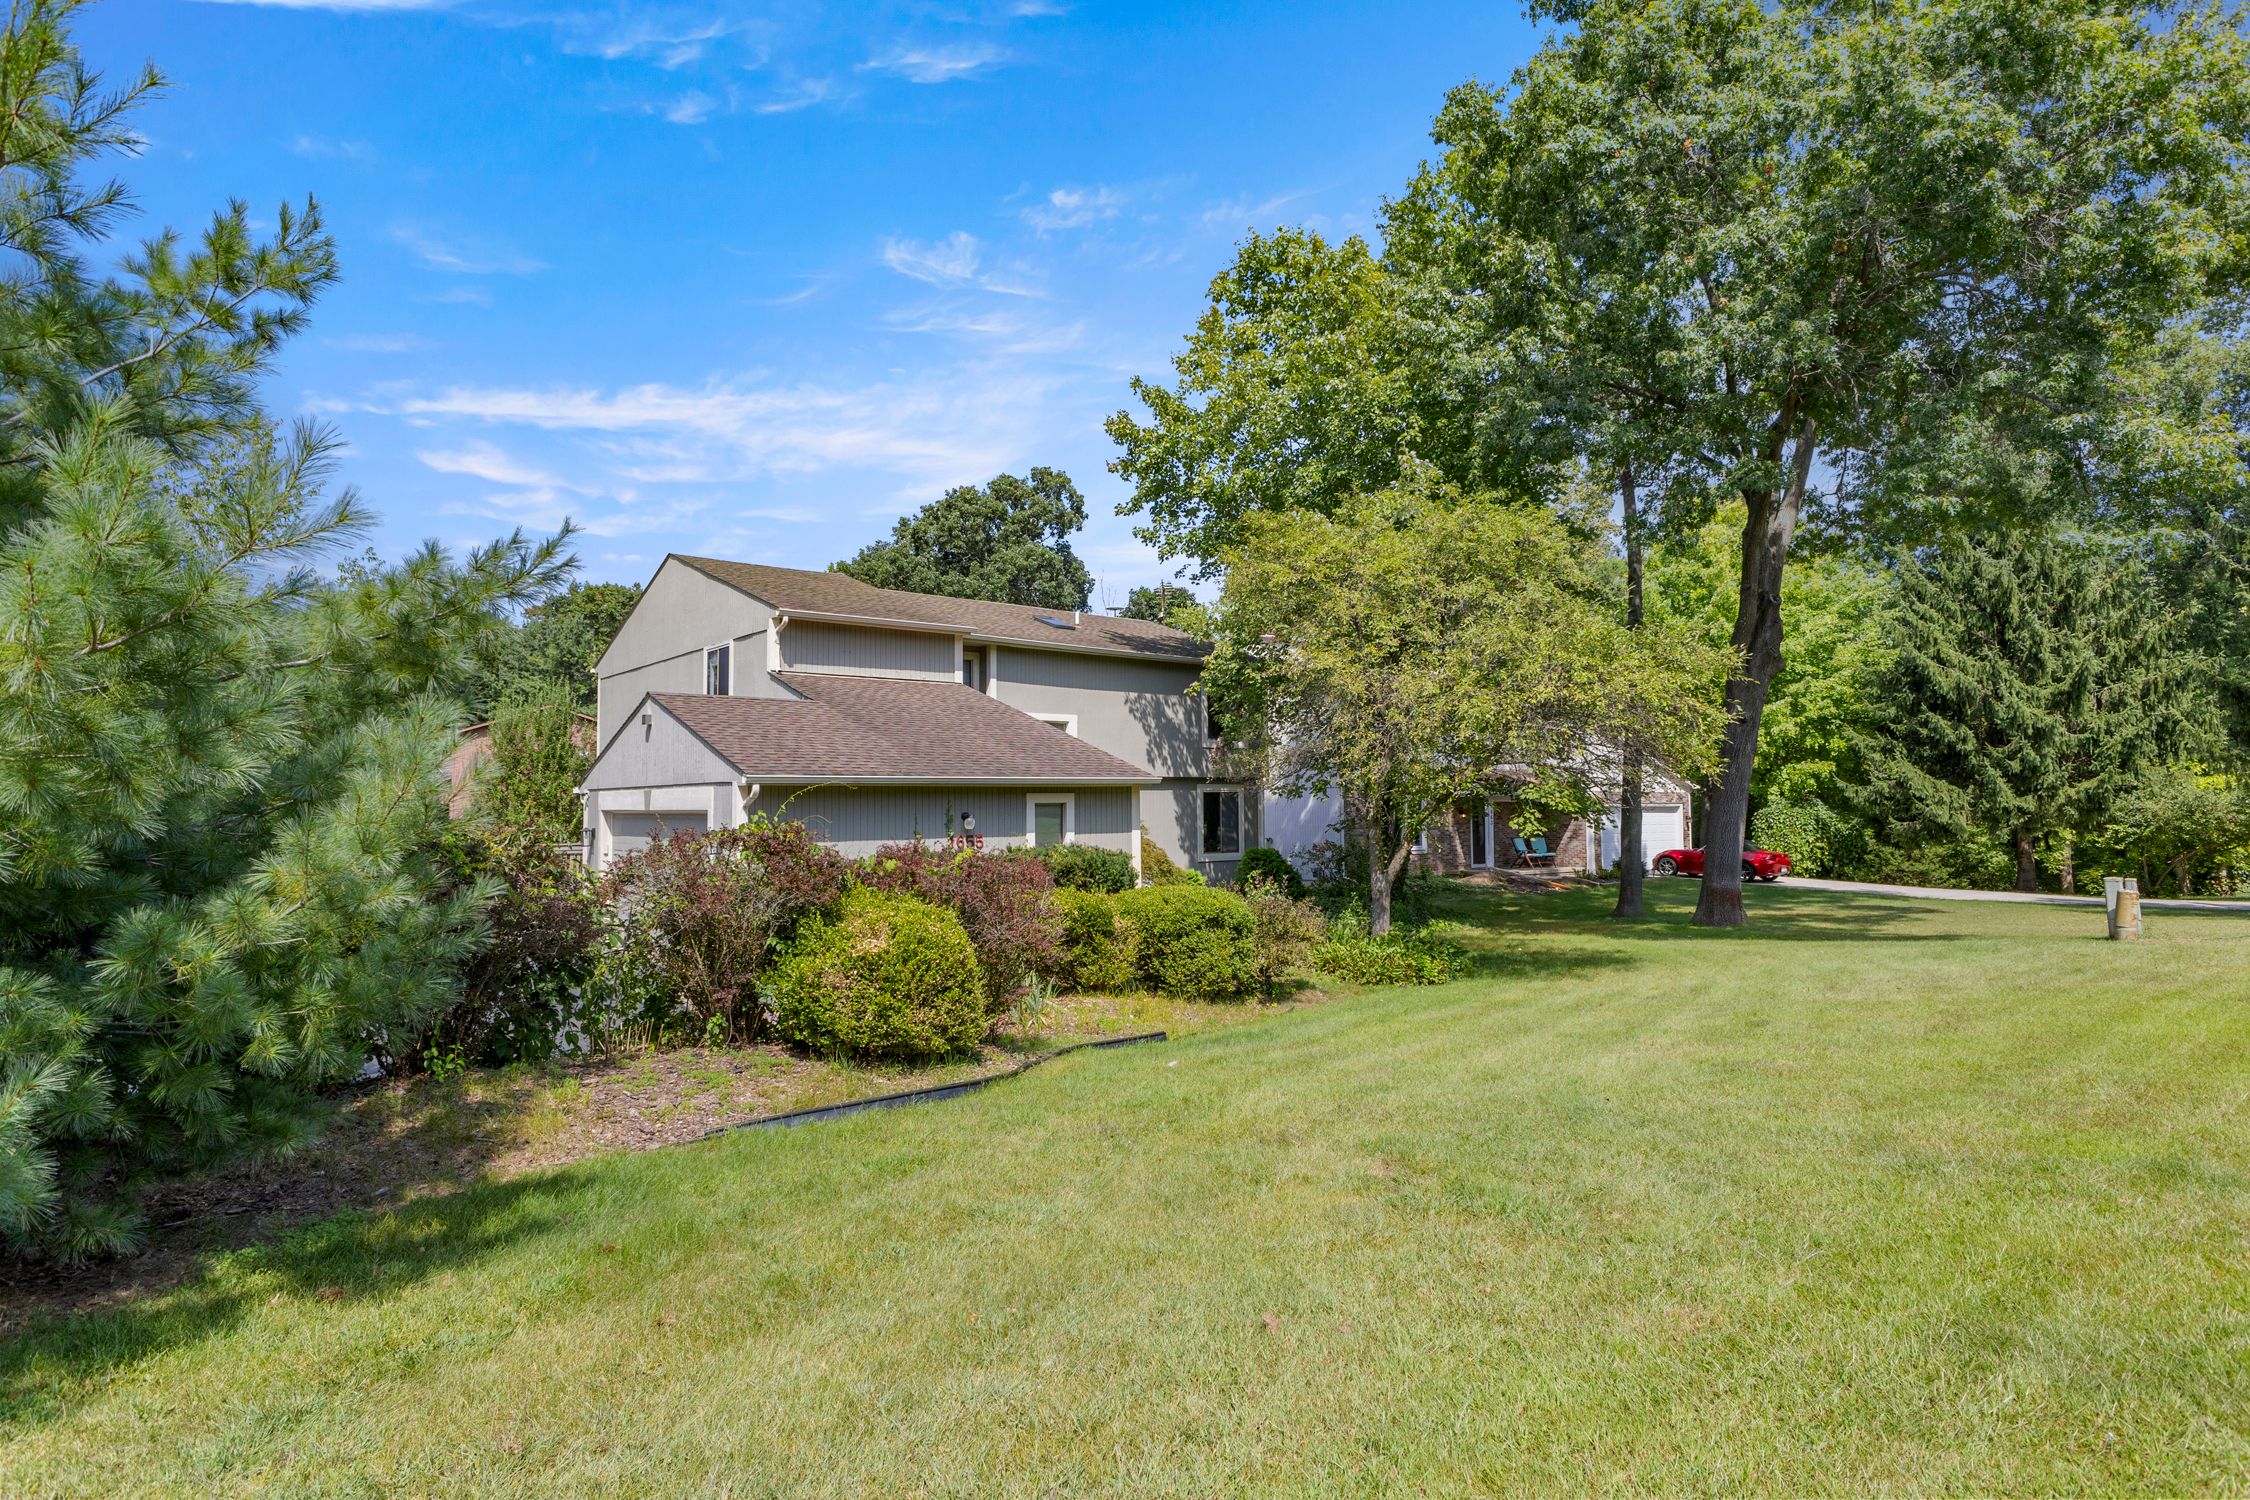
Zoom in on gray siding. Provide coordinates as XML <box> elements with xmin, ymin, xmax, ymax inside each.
<box><xmin>594</xmin><ymin>557</ymin><xmax>778</xmax><ymax>742</ymax></box>
<box><xmin>1146</xmin><ymin>777</ymin><xmax>1257</xmax><ymax>880</ymax></box>
<box><xmin>584</xmin><ymin>708</ymin><xmax>740</xmax><ymax>792</ymax></box>
<box><xmin>781</xmin><ymin>620</ymin><xmax>956</xmax><ymax>679</ymax></box>
<box><xmin>597</xmin><ymin>558</ymin><xmax>766</xmax><ymax>676</ymax></box>
<box><xmin>750</xmin><ymin>785</ymin><xmax>1137</xmax><ymax>861</ymax></box>
<box><xmin>989</xmin><ymin>647</ymin><xmax>1207</xmax><ymax>779</ymax></box>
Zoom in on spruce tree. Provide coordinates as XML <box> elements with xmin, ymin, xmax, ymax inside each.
<box><xmin>1857</xmin><ymin>533</ymin><xmax>2200</xmax><ymax>891</ymax></box>
<box><xmin>0</xmin><ymin>1</ymin><xmax>570</xmax><ymax>1258</ymax></box>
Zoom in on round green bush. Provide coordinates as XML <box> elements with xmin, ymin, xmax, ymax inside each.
<box><xmin>1233</xmin><ymin>845</ymin><xmax>1305</xmax><ymax>898</ymax></box>
<box><xmin>768</xmin><ymin>890</ymin><xmax>987</xmax><ymax>1059</ymax></box>
<box><xmin>1037</xmin><ymin>842</ymin><xmax>1137</xmax><ymax>894</ymax></box>
<box><xmin>1054</xmin><ymin>888</ymin><xmax>1137</xmax><ymax>992</ymax></box>
<box><xmin>1112</xmin><ymin>885</ymin><xmax>1256</xmax><ymax>1000</ymax></box>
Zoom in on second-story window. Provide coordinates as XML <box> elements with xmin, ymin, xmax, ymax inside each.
<box><xmin>961</xmin><ymin>648</ymin><xmax>985</xmax><ymax>692</ymax></box>
<box><xmin>705</xmin><ymin>642</ymin><xmax>731</xmax><ymax>696</ymax></box>
<box><xmin>1202</xmin><ymin>694</ymin><xmax>1224</xmax><ymax>744</ymax></box>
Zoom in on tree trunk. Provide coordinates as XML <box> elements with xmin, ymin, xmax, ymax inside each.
<box><xmin>2058</xmin><ymin>838</ymin><xmax>2076</xmax><ymax>895</ymax></box>
<box><xmin>1694</xmin><ymin>414</ymin><xmax>1818</xmax><ymax>929</ymax></box>
<box><xmin>2013</xmin><ymin>828</ymin><xmax>2039</xmax><ymax>892</ymax></box>
<box><xmin>1613</xmin><ymin>464</ymin><xmax>1647</xmax><ymax>920</ymax></box>
<box><xmin>1366</xmin><ymin>820</ymin><xmax>1390</xmax><ymax>936</ymax></box>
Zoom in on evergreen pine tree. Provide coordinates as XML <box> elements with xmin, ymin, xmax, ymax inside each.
<box><xmin>0</xmin><ymin>1</ymin><xmax>570</xmax><ymax>1258</ymax></box>
<box><xmin>1857</xmin><ymin>532</ymin><xmax>2201</xmax><ymax>891</ymax></box>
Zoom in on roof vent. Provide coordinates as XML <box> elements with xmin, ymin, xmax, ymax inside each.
<box><xmin>1034</xmin><ymin>614</ymin><xmax>1078</xmax><ymax>630</ymax></box>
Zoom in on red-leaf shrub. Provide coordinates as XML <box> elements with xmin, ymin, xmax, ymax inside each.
<box><xmin>860</xmin><ymin>843</ymin><xmax>1063</xmax><ymax>1007</ymax></box>
<box><xmin>600</xmin><ymin>820</ymin><xmax>849</xmax><ymax>1041</ymax></box>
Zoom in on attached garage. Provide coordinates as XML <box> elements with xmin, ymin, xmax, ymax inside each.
<box><xmin>1598</xmin><ymin>802</ymin><xmax>1688</xmax><ymax>871</ymax></box>
<box><xmin>601</xmin><ymin>810</ymin><xmax>709</xmax><ymax>860</ymax></box>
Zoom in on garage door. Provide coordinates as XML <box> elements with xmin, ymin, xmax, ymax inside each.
<box><xmin>604</xmin><ymin>810</ymin><xmax>708</xmax><ymax>861</ymax></box>
<box><xmin>1600</xmin><ymin>804</ymin><xmax>1686</xmax><ymax>870</ymax></box>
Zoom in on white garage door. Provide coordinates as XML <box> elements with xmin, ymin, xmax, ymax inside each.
<box><xmin>1600</xmin><ymin>803</ymin><xmax>1686</xmax><ymax>871</ymax></box>
<box><xmin>605</xmin><ymin>810</ymin><xmax>708</xmax><ymax>861</ymax></box>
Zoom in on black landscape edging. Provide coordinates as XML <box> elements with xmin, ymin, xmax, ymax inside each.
<box><xmin>701</xmin><ymin>1030</ymin><xmax>1169</xmax><ymax>1139</ymax></box>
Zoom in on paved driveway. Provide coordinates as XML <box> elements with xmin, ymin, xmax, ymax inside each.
<box><xmin>1780</xmin><ymin>875</ymin><xmax>2250</xmax><ymax>916</ymax></box>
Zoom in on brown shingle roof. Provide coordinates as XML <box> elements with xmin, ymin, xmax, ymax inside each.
<box><xmin>647</xmin><ymin>676</ymin><xmax>1157</xmax><ymax>783</ymax></box>
<box><xmin>672</xmin><ymin>555</ymin><xmax>1207</xmax><ymax>662</ymax></box>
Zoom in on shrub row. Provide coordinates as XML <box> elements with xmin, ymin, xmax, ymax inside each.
<box><xmin>439</xmin><ymin>828</ymin><xmax>1338</xmax><ymax>1070</ymax></box>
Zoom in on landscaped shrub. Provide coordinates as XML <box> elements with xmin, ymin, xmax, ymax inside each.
<box><xmin>600</xmin><ymin>820</ymin><xmax>850</xmax><ymax>1043</ymax></box>
<box><xmin>1113</xmin><ymin>885</ymin><xmax>1257</xmax><ymax>1000</ymax></box>
<box><xmin>860</xmin><ymin>843</ymin><xmax>1063</xmax><ymax>1006</ymax></box>
<box><xmin>1054</xmin><ymin>888</ymin><xmax>1138</xmax><ymax>992</ymax></box>
<box><xmin>1242</xmin><ymin>876</ymin><xmax>1326</xmax><ymax>995</ymax></box>
<box><xmin>414</xmin><ymin>834</ymin><xmax>603</xmax><ymax>1069</ymax></box>
<box><xmin>1037</xmin><ymin>841</ymin><xmax>1137</xmax><ymax>893</ymax></box>
<box><xmin>1749</xmin><ymin>799</ymin><xmax>1866</xmax><ymax>878</ymax></box>
<box><xmin>1234</xmin><ymin>846</ymin><xmax>1306</xmax><ymax>899</ymax></box>
<box><xmin>1139</xmin><ymin>828</ymin><xmax>1205</xmax><ymax>886</ymax></box>
<box><xmin>1309</xmin><ymin>909</ymin><xmax>1471</xmax><ymax>986</ymax></box>
<box><xmin>768</xmin><ymin>890</ymin><xmax>987</xmax><ymax>1059</ymax></box>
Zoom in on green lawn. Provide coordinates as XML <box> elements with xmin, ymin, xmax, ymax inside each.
<box><xmin>6</xmin><ymin>882</ymin><xmax>2248</xmax><ymax>1496</ymax></box>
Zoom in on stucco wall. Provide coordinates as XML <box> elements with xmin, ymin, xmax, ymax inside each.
<box><xmin>780</xmin><ymin>619</ymin><xmax>956</xmax><ymax>679</ymax></box>
<box><xmin>749</xmin><ymin>784</ymin><xmax>1138</xmax><ymax>860</ymax></box>
<box><xmin>988</xmin><ymin>647</ymin><xmax>1208</xmax><ymax>780</ymax></box>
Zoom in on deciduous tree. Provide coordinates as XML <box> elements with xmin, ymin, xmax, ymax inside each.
<box><xmin>1205</xmin><ymin>467</ymin><xmax>1727</xmax><ymax>932</ymax></box>
<box><xmin>836</xmin><ymin>467</ymin><xmax>1094</xmax><ymax>610</ymax></box>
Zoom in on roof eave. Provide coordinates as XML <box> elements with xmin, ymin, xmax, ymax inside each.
<box><xmin>742</xmin><ymin>773</ymin><xmax>1162</xmax><ymax>788</ymax></box>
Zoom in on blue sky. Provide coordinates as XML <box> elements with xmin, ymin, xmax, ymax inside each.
<box><xmin>95</xmin><ymin>1</ymin><xmax>1540</xmax><ymax>601</ymax></box>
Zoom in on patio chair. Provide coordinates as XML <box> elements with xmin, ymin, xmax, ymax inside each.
<box><xmin>1514</xmin><ymin>836</ymin><xmax>1555</xmax><ymax>867</ymax></box>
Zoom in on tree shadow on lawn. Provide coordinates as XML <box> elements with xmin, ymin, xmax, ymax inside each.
<box><xmin>1425</xmin><ymin>878</ymin><xmax>1993</xmax><ymax>948</ymax></box>
<box><xmin>0</xmin><ymin>1163</ymin><xmax>604</xmax><ymax>1434</ymax></box>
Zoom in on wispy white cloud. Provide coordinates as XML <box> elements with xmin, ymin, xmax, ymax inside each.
<box><xmin>752</xmin><ymin>76</ymin><xmax>836</xmax><ymax>114</ymax></box>
<box><xmin>388</xmin><ymin>369</ymin><xmax>1060</xmax><ymax>495</ymax></box>
<box><xmin>393</xmin><ymin>226</ymin><xmax>547</xmax><ymax>276</ymax></box>
<box><xmin>880</xmin><ymin>232</ymin><xmax>1042</xmax><ymax>297</ymax></box>
<box><xmin>416</xmin><ymin>439</ymin><xmax>576</xmax><ymax>490</ymax></box>
<box><xmin>1199</xmin><ymin>187</ymin><xmax>1314</xmax><ymax>233</ymax></box>
<box><xmin>886</xmin><ymin>307</ymin><xmax>1086</xmax><ymax>355</ymax></box>
<box><xmin>428</xmin><ymin>286</ymin><xmax>494</xmax><ymax>306</ymax></box>
<box><xmin>567</xmin><ymin>16</ymin><xmax>750</xmax><ymax>69</ymax></box>
<box><xmin>325</xmin><ymin>332</ymin><xmax>427</xmax><ymax>353</ymax></box>
<box><xmin>194</xmin><ymin>0</ymin><xmax>448</xmax><ymax>9</ymax></box>
<box><xmin>862</xmin><ymin>45</ymin><xmax>1003</xmax><ymax>84</ymax></box>
<box><xmin>663</xmin><ymin>89</ymin><xmax>720</xmax><ymax>125</ymax></box>
<box><xmin>1023</xmin><ymin>184</ymin><xmax>1125</xmax><ymax>233</ymax></box>
<box><xmin>881</xmin><ymin>231</ymin><xmax>983</xmax><ymax>287</ymax></box>
<box><xmin>289</xmin><ymin>134</ymin><xmax>376</xmax><ymax>162</ymax></box>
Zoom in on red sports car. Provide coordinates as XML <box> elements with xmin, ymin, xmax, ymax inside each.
<box><xmin>1652</xmin><ymin>846</ymin><xmax>1792</xmax><ymax>882</ymax></box>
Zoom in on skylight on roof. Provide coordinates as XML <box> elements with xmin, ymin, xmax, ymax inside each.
<box><xmin>1034</xmin><ymin>615</ymin><xmax>1078</xmax><ymax>630</ymax></box>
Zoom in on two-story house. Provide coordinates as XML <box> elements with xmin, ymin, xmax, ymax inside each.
<box><xmin>580</xmin><ymin>556</ymin><xmax>1254</xmax><ymax>878</ymax></box>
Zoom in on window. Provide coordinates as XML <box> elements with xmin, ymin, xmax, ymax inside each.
<box><xmin>704</xmin><ymin>642</ymin><xmax>731</xmax><ymax>696</ymax></box>
<box><xmin>1202</xmin><ymin>694</ymin><xmax>1224</xmax><ymax>744</ymax></box>
<box><xmin>1410</xmin><ymin>825</ymin><xmax>1430</xmax><ymax>855</ymax></box>
<box><xmin>1200</xmin><ymin>787</ymin><xmax>1243</xmax><ymax>856</ymax></box>
<box><xmin>1034</xmin><ymin>714</ymin><xmax>1078</xmax><ymax>737</ymax></box>
<box><xmin>961</xmin><ymin>648</ymin><xmax>985</xmax><ymax>692</ymax></box>
<box><xmin>1026</xmin><ymin>792</ymin><xmax>1074</xmax><ymax>848</ymax></box>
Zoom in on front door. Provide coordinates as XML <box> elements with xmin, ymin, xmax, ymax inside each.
<box><xmin>1469</xmin><ymin>808</ymin><xmax>1490</xmax><ymax>867</ymax></box>
<box><xmin>1032</xmin><ymin>799</ymin><xmax>1068</xmax><ymax>847</ymax></box>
